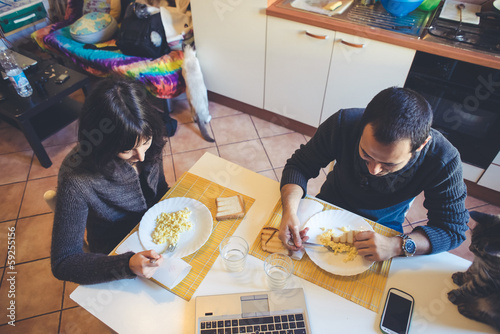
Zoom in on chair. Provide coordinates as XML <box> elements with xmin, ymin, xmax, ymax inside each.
<box><xmin>43</xmin><ymin>190</ymin><xmax>90</xmax><ymax>252</ymax></box>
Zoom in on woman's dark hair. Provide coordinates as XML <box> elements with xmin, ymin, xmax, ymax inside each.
<box><xmin>76</xmin><ymin>77</ymin><xmax>166</xmax><ymax>171</ymax></box>
<box><xmin>360</xmin><ymin>87</ymin><xmax>433</xmax><ymax>152</ymax></box>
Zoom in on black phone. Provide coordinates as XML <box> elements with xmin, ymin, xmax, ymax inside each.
<box><xmin>55</xmin><ymin>73</ymin><xmax>70</xmax><ymax>84</ymax></box>
<box><xmin>380</xmin><ymin>288</ymin><xmax>414</xmax><ymax>334</ymax></box>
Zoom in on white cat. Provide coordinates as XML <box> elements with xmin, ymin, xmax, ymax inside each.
<box><xmin>181</xmin><ymin>45</ymin><xmax>215</xmax><ymax>142</ymax></box>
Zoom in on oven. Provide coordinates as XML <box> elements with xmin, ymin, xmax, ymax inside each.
<box><xmin>405</xmin><ymin>51</ymin><xmax>500</xmax><ymax>170</ymax></box>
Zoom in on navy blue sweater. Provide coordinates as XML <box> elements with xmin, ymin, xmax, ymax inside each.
<box><xmin>281</xmin><ymin>109</ymin><xmax>469</xmax><ymax>254</ymax></box>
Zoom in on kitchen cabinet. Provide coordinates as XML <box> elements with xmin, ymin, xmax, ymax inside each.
<box><xmin>190</xmin><ymin>0</ymin><xmax>267</xmax><ymax>108</ymax></box>
<box><xmin>321</xmin><ymin>32</ymin><xmax>416</xmax><ymax>123</ymax></box>
<box><xmin>477</xmin><ymin>151</ymin><xmax>500</xmax><ymax>192</ymax></box>
<box><xmin>265</xmin><ymin>16</ymin><xmax>335</xmax><ymax>127</ymax></box>
<box><xmin>264</xmin><ymin>16</ymin><xmax>415</xmax><ymax>128</ymax></box>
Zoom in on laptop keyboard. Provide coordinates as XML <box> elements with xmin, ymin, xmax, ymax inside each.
<box><xmin>200</xmin><ymin>313</ymin><xmax>307</xmax><ymax>334</ymax></box>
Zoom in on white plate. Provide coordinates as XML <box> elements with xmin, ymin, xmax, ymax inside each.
<box><xmin>138</xmin><ymin>197</ymin><xmax>213</xmax><ymax>258</ymax></box>
<box><xmin>494</xmin><ymin>0</ymin><xmax>500</xmax><ymax>11</ymax></box>
<box><xmin>304</xmin><ymin>210</ymin><xmax>374</xmax><ymax>276</ymax></box>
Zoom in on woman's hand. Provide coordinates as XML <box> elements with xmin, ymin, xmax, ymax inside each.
<box><xmin>129</xmin><ymin>250</ymin><xmax>163</xmax><ymax>278</ymax></box>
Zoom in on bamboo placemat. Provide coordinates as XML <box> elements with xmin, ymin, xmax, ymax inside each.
<box><xmin>249</xmin><ymin>199</ymin><xmax>398</xmax><ymax>313</ymax></box>
<box><xmin>113</xmin><ymin>172</ymin><xmax>255</xmax><ymax>301</ymax></box>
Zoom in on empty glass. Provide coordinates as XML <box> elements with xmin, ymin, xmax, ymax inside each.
<box><xmin>219</xmin><ymin>236</ymin><xmax>248</xmax><ymax>272</ymax></box>
<box><xmin>264</xmin><ymin>253</ymin><xmax>294</xmax><ymax>289</ymax></box>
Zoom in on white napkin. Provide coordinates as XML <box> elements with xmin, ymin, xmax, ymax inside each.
<box><xmin>291</xmin><ymin>198</ymin><xmax>324</xmax><ymax>260</ymax></box>
<box><xmin>115</xmin><ymin>232</ymin><xmax>192</xmax><ymax>289</ymax></box>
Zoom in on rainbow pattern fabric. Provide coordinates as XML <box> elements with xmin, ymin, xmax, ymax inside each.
<box><xmin>32</xmin><ymin>25</ymin><xmax>185</xmax><ymax>99</ymax></box>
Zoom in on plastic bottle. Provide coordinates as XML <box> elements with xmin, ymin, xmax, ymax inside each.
<box><xmin>0</xmin><ymin>45</ymin><xmax>33</xmax><ymax>98</ymax></box>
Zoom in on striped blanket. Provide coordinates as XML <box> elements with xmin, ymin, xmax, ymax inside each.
<box><xmin>32</xmin><ymin>25</ymin><xmax>185</xmax><ymax>99</ymax></box>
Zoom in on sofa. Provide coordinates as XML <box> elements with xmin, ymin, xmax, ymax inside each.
<box><xmin>32</xmin><ymin>0</ymin><xmax>190</xmax><ymax>100</ymax></box>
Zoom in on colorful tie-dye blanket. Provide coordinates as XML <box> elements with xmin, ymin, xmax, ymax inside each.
<box><xmin>32</xmin><ymin>24</ymin><xmax>185</xmax><ymax>99</ymax></box>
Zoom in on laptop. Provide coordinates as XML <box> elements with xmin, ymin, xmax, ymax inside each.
<box><xmin>195</xmin><ymin>288</ymin><xmax>312</xmax><ymax>334</ymax></box>
<box><xmin>1</xmin><ymin>51</ymin><xmax>38</xmax><ymax>80</ymax></box>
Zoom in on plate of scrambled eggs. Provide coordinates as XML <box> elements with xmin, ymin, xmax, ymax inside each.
<box><xmin>304</xmin><ymin>210</ymin><xmax>374</xmax><ymax>276</ymax></box>
<box><xmin>138</xmin><ymin>197</ymin><xmax>213</xmax><ymax>258</ymax></box>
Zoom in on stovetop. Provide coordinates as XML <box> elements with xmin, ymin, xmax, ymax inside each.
<box><xmin>425</xmin><ymin>1</ymin><xmax>500</xmax><ymax>55</ymax></box>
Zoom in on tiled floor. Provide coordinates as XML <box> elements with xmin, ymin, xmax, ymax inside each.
<box><xmin>1</xmin><ymin>90</ymin><xmax>499</xmax><ymax>333</ymax></box>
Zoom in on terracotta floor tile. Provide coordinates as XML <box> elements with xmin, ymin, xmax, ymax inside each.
<box><xmin>402</xmin><ymin>223</ymin><xmax>413</xmax><ymax>234</ymax></box>
<box><xmin>19</xmin><ymin>176</ymin><xmax>57</xmax><ymax>218</ymax></box>
<box><xmin>16</xmin><ymin>213</ymin><xmax>53</xmax><ymax>264</ymax></box>
<box><xmin>0</xmin><ymin>259</ymin><xmax>64</xmax><ymax>323</ymax></box>
<box><xmin>0</xmin><ymin>182</ymin><xmax>25</xmax><ymax>222</ymax></box>
<box><xmin>162</xmin><ymin>155</ymin><xmax>177</xmax><ymax>186</ymax></box>
<box><xmin>405</xmin><ymin>192</ymin><xmax>427</xmax><ymax>224</ymax></box>
<box><xmin>0</xmin><ymin>151</ymin><xmax>32</xmax><ymax>185</ymax></box>
<box><xmin>275</xmin><ymin>167</ymin><xmax>284</xmax><ymax>182</ymax></box>
<box><xmin>464</xmin><ymin>195</ymin><xmax>488</xmax><ymax>209</ymax></box>
<box><xmin>449</xmin><ymin>229</ymin><xmax>474</xmax><ymax>262</ymax></box>
<box><xmin>169</xmin><ymin>122</ymin><xmax>216</xmax><ymax>154</ymax></box>
<box><xmin>29</xmin><ymin>144</ymin><xmax>75</xmax><ymax>180</ymax></box>
<box><xmin>209</xmin><ymin>101</ymin><xmax>242</xmax><ymax>118</ymax></box>
<box><xmin>172</xmin><ymin>147</ymin><xmax>219</xmax><ymax>179</ymax></box>
<box><xmin>468</xmin><ymin>203</ymin><xmax>500</xmax><ymax>216</ymax></box>
<box><xmin>43</xmin><ymin>121</ymin><xmax>78</xmax><ymax>148</ymax></box>
<box><xmin>306</xmin><ymin>172</ymin><xmax>327</xmax><ymax>196</ymax></box>
<box><xmin>60</xmin><ymin>307</ymin><xmax>116</xmax><ymax>334</ymax></box>
<box><xmin>0</xmin><ymin>220</ymin><xmax>16</xmax><ymax>268</ymax></box>
<box><xmin>63</xmin><ymin>281</ymin><xmax>79</xmax><ymax>309</ymax></box>
<box><xmin>162</xmin><ymin>139</ymin><xmax>172</xmax><ymax>156</ymax></box>
<box><xmin>258</xmin><ymin>169</ymin><xmax>278</xmax><ymax>181</ymax></box>
<box><xmin>218</xmin><ymin>140</ymin><xmax>272</xmax><ymax>173</ymax></box>
<box><xmin>170</xmin><ymin>96</ymin><xmax>193</xmax><ymax>124</ymax></box>
<box><xmin>251</xmin><ymin>116</ymin><xmax>294</xmax><ymax>138</ymax></box>
<box><xmin>0</xmin><ymin>126</ymin><xmax>32</xmax><ymax>155</ymax></box>
<box><xmin>68</xmin><ymin>88</ymin><xmax>86</xmax><ymax>103</ymax></box>
<box><xmin>261</xmin><ymin>133</ymin><xmax>307</xmax><ymax>169</ymax></box>
<box><xmin>211</xmin><ymin>114</ymin><xmax>259</xmax><ymax>146</ymax></box>
<box><xmin>0</xmin><ymin>312</ymin><xmax>60</xmax><ymax>334</ymax></box>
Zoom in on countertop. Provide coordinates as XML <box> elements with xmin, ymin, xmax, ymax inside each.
<box><xmin>267</xmin><ymin>0</ymin><xmax>500</xmax><ymax>70</ymax></box>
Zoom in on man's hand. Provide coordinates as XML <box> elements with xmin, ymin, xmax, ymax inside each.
<box><xmin>279</xmin><ymin>210</ymin><xmax>309</xmax><ymax>251</ymax></box>
<box><xmin>129</xmin><ymin>250</ymin><xmax>163</xmax><ymax>278</ymax></box>
<box><xmin>354</xmin><ymin>231</ymin><xmax>402</xmax><ymax>262</ymax></box>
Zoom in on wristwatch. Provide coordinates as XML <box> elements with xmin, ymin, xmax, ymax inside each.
<box><xmin>399</xmin><ymin>234</ymin><xmax>416</xmax><ymax>257</ymax></box>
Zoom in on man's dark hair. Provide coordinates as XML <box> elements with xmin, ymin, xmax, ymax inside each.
<box><xmin>360</xmin><ymin>87</ymin><xmax>433</xmax><ymax>152</ymax></box>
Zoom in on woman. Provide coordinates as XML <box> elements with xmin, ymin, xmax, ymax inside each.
<box><xmin>51</xmin><ymin>77</ymin><xmax>169</xmax><ymax>284</ymax></box>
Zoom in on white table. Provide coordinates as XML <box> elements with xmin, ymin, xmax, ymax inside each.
<box><xmin>71</xmin><ymin>153</ymin><xmax>493</xmax><ymax>333</ymax></box>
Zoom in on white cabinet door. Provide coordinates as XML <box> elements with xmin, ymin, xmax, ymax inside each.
<box><xmin>190</xmin><ymin>0</ymin><xmax>267</xmax><ymax>108</ymax></box>
<box><xmin>265</xmin><ymin>16</ymin><xmax>335</xmax><ymax>127</ymax></box>
<box><xmin>478</xmin><ymin>164</ymin><xmax>500</xmax><ymax>191</ymax></box>
<box><xmin>321</xmin><ymin>32</ymin><xmax>415</xmax><ymax>123</ymax></box>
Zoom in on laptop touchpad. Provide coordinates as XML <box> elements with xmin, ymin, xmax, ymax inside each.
<box><xmin>241</xmin><ymin>294</ymin><xmax>269</xmax><ymax>314</ymax></box>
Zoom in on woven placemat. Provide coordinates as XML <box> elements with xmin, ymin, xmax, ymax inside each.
<box><xmin>113</xmin><ymin>172</ymin><xmax>255</xmax><ymax>301</ymax></box>
<box><xmin>250</xmin><ymin>199</ymin><xmax>398</xmax><ymax>313</ymax></box>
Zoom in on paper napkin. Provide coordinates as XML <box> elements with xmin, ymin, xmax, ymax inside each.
<box><xmin>115</xmin><ymin>232</ymin><xmax>192</xmax><ymax>289</ymax></box>
<box><xmin>291</xmin><ymin>198</ymin><xmax>324</xmax><ymax>260</ymax></box>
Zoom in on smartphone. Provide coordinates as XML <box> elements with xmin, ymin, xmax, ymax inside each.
<box><xmin>380</xmin><ymin>288</ymin><xmax>414</xmax><ymax>334</ymax></box>
<box><xmin>55</xmin><ymin>73</ymin><xmax>70</xmax><ymax>84</ymax></box>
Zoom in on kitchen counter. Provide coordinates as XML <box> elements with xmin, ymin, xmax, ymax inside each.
<box><xmin>267</xmin><ymin>0</ymin><xmax>500</xmax><ymax>70</ymax></box>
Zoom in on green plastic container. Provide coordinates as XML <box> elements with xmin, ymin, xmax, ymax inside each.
<box><xmin>418</xmin><ymin>0</ymin><xmax>441</xmax><ymax>11</ymax></box>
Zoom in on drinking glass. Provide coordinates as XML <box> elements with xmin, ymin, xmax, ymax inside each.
<box><xmin>264</xmin><ymin>253</ymin><xmax>294</xmax><ymax>289</ymax></box>
<box><xmin>219</xmin><ymin>236</ymin><xmax>248</xmax><ymax>272</ymax></box>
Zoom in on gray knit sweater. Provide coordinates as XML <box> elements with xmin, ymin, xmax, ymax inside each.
<box><xmin>51</xmin><ymin>150</ymin><xmax>168</xmax><ymax>284</ymax></box>
<box><xmin>281</xmin><ymin>109</ymin><xmax>469</xmax><ymax>254</ymax></box>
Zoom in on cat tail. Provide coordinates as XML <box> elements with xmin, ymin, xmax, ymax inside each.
<box><xmin>195</xmin><ymin>117</ymin><xmax>215</xmax><ymax>142</ymax></box>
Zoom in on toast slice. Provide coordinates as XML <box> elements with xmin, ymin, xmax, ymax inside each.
<box><xmin>261</xmin><ymin>227</ymin><xmax>291</xmax><ymax>256</ymax></box>
<box><xmin>215</xmin><ymin>195</ymin><xmax>245</xmax><ymax>221</ymax></box>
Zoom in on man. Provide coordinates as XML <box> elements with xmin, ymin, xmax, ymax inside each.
<box><xmin>279</xmin><ymin>87</ymin><xmax>469</xmax><ymax>262</ymax></box>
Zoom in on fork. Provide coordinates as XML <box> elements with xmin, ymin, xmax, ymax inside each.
<box><xmin>150</xmin><ymin>243</ymin><xmax>177</xmax><ymax>263</ymax></box>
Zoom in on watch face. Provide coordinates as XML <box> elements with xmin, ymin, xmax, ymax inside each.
<box><xmin>405</xmin><ymin>239</ymin><xmax>416</xmax><ymax>254</ymax></box>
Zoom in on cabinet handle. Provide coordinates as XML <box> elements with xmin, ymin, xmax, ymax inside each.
<box><xmin>305</xmin><ymin>30</ymin><xmax>328</xmax><ymax>40</ymax></box>
<box><xmin>340</xmin><ymin>39</ymin><xmax>365</xmax><ymax>48</ymax></box>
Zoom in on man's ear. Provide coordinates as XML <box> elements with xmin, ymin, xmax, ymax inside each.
<box><xmin>416</xmin><ymin>135</ymin><xmax>431</xmax><ymax>152</ymax></box>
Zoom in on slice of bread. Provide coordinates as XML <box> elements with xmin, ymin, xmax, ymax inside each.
<box><xmin>215</xmin><ymin>195</ymin><xmax>245</xmax><ymax>221</ymax></box>
<box><xmin>261</xmin><ymin>227</ymin><xmax>291</xmax><ymax>256</ymax></box>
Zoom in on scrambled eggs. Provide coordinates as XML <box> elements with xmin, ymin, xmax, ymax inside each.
<box><xmin>151</xmin><ymin>208</ymin><xmax>193</xmax><ymax>245</ymax></box>
<box><xmin>319</xmin><ymin>228</ymin><xmax>358</xmax><ymax>263</ymax></box>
